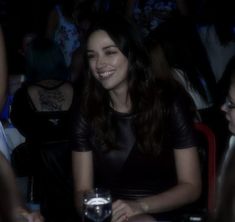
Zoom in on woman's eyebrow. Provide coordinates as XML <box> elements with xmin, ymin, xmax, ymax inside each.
<box><xmin>103</xmin><ymin>45</ymin><xmax>118</xmax><ymax>50</ymax></box>
<box><xmin>87</xmin><ymin>45</ymin><xmax>118</xmax><ymax>52</ymax></box>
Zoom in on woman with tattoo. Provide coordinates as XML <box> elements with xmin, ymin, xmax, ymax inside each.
<box><xmin>10</xmin><ymin>37</ymin><xmax>77</xmax><ymax>222</ymax></box>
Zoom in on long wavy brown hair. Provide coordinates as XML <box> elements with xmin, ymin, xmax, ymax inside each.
<box><xmin>79</xmin><ymin>14</ymin><xmax>192</xmax><ymax>155</ymax></box>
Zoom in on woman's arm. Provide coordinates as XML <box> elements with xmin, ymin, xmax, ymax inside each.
<box><xmin>112</xmin><ymin>146</ymin><xmax>201</xmax><ymax>221</ymax></box>
<box><xmin>72</xmin><ymin>150</ymin><xmax>94</xmax><ymax>214</ymax></box>
<box><xmin>0</xmin><ymin>26</ymin><xmax>7</xmax><ymax>112</ymax></box>
<box><xmin>0</xmin><ymin>152</ymin><xmax>44</xmax><ymax>222</ymax></box>
<box><xmin>140</xmin><ymin>146</ymin><xmax>201</xmax><ymax>213</ymax></box>
<box><xmin>0</xmin><ymin>152</ymin><xmax>20</xmax><ymax>207</ymax></box>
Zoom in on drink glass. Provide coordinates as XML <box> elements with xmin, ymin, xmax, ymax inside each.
<box><xmin>83</xmin><ymin>188</ymin><xmax>112</xmax><ymax>222</ymax></box>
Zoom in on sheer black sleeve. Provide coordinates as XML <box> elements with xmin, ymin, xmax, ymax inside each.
<box><xmin>166</xmin><ymin>94</ymin><xmax>197</xmax><ymax>149</ymax></box>
<box><xmin>71</xmin><ymin>112</ymin><xmax>93</xmax><ymax>152</ymax></box>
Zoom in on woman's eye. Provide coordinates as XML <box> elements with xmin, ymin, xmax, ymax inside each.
<box><xmin>87</xmin><ymin>54</ymin><xmax>95</xmax><ymax>59</ymax></box>
<box><xmin>106</xmin><ymin>51</ymin><xmax>117</xmax><ymax>55</ymax></box>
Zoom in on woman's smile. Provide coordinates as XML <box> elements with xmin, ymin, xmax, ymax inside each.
<box><xmin>98</xmin><ymin>70</ymin><xmax>115</xmax><ymax>79</ymax></box>
<box><xmin>87</xmin><ymin>30</ymin><xmax>129</xmax><ymax>92</ymax></box>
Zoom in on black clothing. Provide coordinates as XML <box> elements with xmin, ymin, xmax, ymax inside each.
<box><xmin>72</xmin><ymin>95</ymin><xmax>196</xmax><ymax>202</ymax></box>
<box><xmin>10</xmin><ymin>83</ymin><xmax>72</xmax><ymax>142</ymax></box>
<box><xmin>10</xmin><ymin>82</ymin><xmax>77</xmax><ymax>222</ymax></box>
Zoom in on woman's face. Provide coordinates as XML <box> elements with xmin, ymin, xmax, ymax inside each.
<box><xmin>87</xmin><ymin>30</ymin><xmax>129</xmax><ymax>93</ymax></box>
<box><xmin>221</xmin><ymin>81</ymin><xmax>235</xmax><ymax>134</ymax></box>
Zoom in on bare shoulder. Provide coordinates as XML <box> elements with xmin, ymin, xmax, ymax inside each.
<box><xmin>60</xmin><ymin>81</ymin><xmax>74</xmax><ymax>96</ymax></box>
<box><xmin>61</xmin><ymin>81</ymin><xmax>73</xmax><ymax>90</ymax></box>
<box><xmin>27</xmin><ymin>85</ymin><xmax>38</xmax><ymax>98</ymax></box>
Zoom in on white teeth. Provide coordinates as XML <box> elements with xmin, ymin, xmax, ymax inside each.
<box><xmin>99</xmin><ymin>71</ymin><xmax>113</xmax><ymax>78</ymax></box>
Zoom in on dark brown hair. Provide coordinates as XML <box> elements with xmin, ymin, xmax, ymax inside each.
<box><xmin>79</xmin><ymin>14</ymin><xmax>191</xmax><ymax>155</ymax></box>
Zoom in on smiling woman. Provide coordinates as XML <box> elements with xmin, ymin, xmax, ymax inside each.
<box><xmin>71</xmin><ymin>13</ymin><xmax>201</xmax><ymax>222</ymax></box>
<box><xmin>87</xmin><ymin>30</ymin><xmax>129</xmax><ymax>94</ymax></box>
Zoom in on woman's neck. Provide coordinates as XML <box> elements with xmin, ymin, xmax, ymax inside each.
<box><xmin>109</xmin><ymin>90</ymin><xmax>131</xmax><ymax>113</ymax></box>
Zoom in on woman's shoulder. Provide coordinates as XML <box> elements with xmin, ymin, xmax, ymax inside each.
<box><xmin>171</xmin><ymin>87</ymin><xmax>195</xmax><ymax>109</ymax></box>
<box><xmin>59</xmin><ymin>81</ymin><xmax>74</xmax><ymax>101</ymax></box>
<box><xmin>60</xmin><ymin>80</ymin><xmax>74</xmax><ymax>89</ymax></box>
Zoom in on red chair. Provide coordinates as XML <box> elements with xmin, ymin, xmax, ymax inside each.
<box><xmin>194</xmin><ymin>122</ymin><xmax>217</xmax><ymax>213</ymax></box>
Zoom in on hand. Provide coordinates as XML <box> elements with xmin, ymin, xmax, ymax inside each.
<box><xmin>112</xmin><ymin>199</ymin><xmax>144</xmax><ymax>222</ymax></box>
<box><xmin>22</xmin><ymin>211</ymin><xmax>44</xmax><ymax>222</ymax></box>
<box><xmin>15</xmin><ymin>208</ymin><xmax>44</xmax><ymax>222</ymax></box>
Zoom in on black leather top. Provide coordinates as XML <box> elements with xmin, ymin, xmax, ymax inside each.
<box><xmin>72</xmin><ymin>95</ymin><xmax>197</xmax><ymax>200</ymax></box>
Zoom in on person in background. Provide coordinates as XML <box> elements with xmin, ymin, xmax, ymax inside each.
<box><xmin>0</xmin><ymin>31</ymin><xmax>36</xmax><ymax>158</ymax></box>
<box><xmin>0</xmin><ymin>152</ymin><xmax>44</xmax><ymax>222</ymax></box>
<box><xmin>145</xmin><ymin>19</ymin><xmax>216</xmax><ymax>123</ymax></box>
<box><xmin>0</xmin><ymin>25</ymin><xmax>7</xmax><ymax>111</ymax></box>
<box><xmin>71</xmin><ymin>14</ymin><xmax>201</xmax><ymax>222</ymax></box>
<box><xmin>0</xmin><ymin>25</ymin><xmax>43</xmax><ymax>222</ymax></box>
<box><xmin>0</xmin><ymin>24</ymin><xmax>10</xmax><ymax>159</ymax></box>
<box><xmin>10</xmin><ymin>37</ymin><xmax>76</xmax><ymax>222</ymax></box>
<box><xmin>198</xmin><ymin>0</ymin><xmax>235</xmax><ymax>83</ymax></box>
<box><xmin>126</xmin><ymin>0</ymin><xmax>192</xmax><ymax>38</ymax></box>
<box><xmin>46</xmin><ymin>0</ymin><xmax>81</xmax><ymax>67</ymax></box>
<box><xmin>215</xmin><ymin>56</ymin><xmax>235</xmax><ymax>159</ymax></box>
<box><xmin>214</xmin><ymin>56</ymin><xmax>235</xmax><ymax>222</ymax></box>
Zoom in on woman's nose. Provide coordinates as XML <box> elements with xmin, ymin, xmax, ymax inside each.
<box><xmin>221</xmin><ymin>103</ymin><xmax>228</xmax><ymax>113</ymax></box>
<box><xmin>96</xmin><ymin>56</ymin><xmax>106</xmax><ymax>69</ymax></box>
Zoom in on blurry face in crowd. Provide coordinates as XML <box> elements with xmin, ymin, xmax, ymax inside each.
<box><xmin>221</xmin><ymin>78</ymin><xmax>235</xmax><ymax>134</ymax></box>
<box><xmin>87</xmin><ymin>30</ymin><xmax>129</xmax><ymax>94</ymax></box>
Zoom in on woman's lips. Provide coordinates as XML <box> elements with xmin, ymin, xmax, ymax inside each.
<box><xmin>98</xmin><ymin>71</ymin><xmax>114</xmax><ymax>79</ymax></box>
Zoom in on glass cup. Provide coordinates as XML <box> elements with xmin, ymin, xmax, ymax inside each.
<box><xmin>83</xmin><ymin>188</ymin><xmax>112</xmax><ymax>222</ymax></box>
